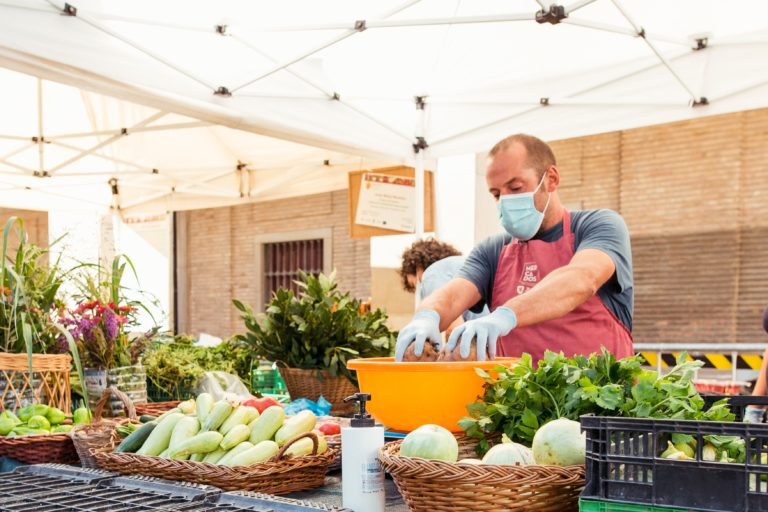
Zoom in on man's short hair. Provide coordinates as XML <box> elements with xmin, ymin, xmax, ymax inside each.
<box><xmin>489</xmin><ymin>134</ymin><xmax>556</xmax><ymax>177</ymax></box>
<box><xmin>399</xmin><ymin>238</ymin><xmax>461</xmax><ymax>292</ymax></box>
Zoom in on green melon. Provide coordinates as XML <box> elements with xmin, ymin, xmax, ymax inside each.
<box><xmin>400</xmin><ymin>424</ymin><xmax>458</xmax><ymax>462</ymax></box>
<box><xmin>532</xmin><ymin>418</ymin><xmax>586</xmax><ymax>466</ymax></box>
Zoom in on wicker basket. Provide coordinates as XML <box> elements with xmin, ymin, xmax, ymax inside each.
<box><xmin>93</xmin><ymin>431</ymin><xmax>336</xmax><ymax>494</ymax></box>
<box><xmin>278</xmin><ymin>367</ymin><xmax>358</xmax><ymax>415</ymax></box>
<box><xmin>0</xmin><ymin>353</ymin><xmax>71</xmax><ymax>413</ymax></box>
<box><xmin>71</xmin><ymin>386</ymin><xmax>139</xmax><ymax>468</ymax></box>
<box><xmin>134</xmin><ymin>400</ymin><xmax>181</xmax><ymax>417</ymax></box>
<box><xmin>0</xmin><ymin>431</ymin><xmax>79</xmax><ymax>464</ymax></box>
<box><xmin>378</xmin><ymin>436</ymin><xmax>585</xmax><ymax>512</ymax></box>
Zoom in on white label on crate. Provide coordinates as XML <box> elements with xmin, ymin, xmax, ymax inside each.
<box><xmin>360</xmin><ymin>460</ymin><xmax>384</xmax><ymax>494</ymax></box>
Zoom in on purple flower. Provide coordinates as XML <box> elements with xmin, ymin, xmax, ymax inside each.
<box><xmin>103</xmin><ymin>307</ymin><xmax>119</xmax><ymax>342</ymax></box>
<box><xmin>53</xmin><ymin>335</ymin><xmax>70</xmax><ymax>354</ymax></box>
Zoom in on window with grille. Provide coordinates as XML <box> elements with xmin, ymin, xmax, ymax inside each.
<box><xmin>263</xmin><ymin>239</ymin><xmax>324</xmax><ymax>303</ymax></box>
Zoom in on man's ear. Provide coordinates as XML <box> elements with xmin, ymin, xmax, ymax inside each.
<box><xmin>546</xmin><ymin>165</ymin><xmax>561</xmax><ymax>191</ymax></box>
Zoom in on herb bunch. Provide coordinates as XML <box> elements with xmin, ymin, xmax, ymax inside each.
<box><xmin>460</xmin><ymin>349</ymin><xmax>733</xmax><ymax>450</ymax></box>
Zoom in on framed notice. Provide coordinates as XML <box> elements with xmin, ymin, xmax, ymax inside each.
<box><xmin>355</xmin><ymin>173</ymin><xmax>416</xmax><ymax>232</ymax></box>
<box><xmin>348</xmin><ymin>166</ymin><xmax>434</xmax><ymax>238</ymax></box>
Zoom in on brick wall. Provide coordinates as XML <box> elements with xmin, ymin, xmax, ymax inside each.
<box><xmin>177</xmin><ymin>190</ymin><xmax>370</xmax><ymax>338</ymax></box>
<box><xmin>0</xmin><ymin>208</ymin><xmax>48</xmax><ymax>248</ymax></box>
<box><xmin>552</xmin><ymin>108</ymin><xmax>768</xmax><ymax>344</ymax></box>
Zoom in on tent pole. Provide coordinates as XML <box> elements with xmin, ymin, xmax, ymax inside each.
<box><xmin>414</xmin><ymin>96</ymin><xmax>426</xmax><ymax>237</ymax></box>
<box><xmin>36</xmin><ymin>78</ymin><xmax>44</xmax><ymax>175</ymax></box>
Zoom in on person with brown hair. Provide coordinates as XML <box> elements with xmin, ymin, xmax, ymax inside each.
<box><xmin>399</xmin><ymin>239</ymin><xmax>489</xmax><ymax>334</ymax></box>
<box><xmin>395</xmin><ymin>133</ymin><xmax>634</xmax><ymax>362</ymax></box>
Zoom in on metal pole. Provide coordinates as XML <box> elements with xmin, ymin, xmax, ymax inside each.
<box><xmin>37</xmin><ymin>78</ymin><xmax>44</xmax><ymax>175</ymax></box>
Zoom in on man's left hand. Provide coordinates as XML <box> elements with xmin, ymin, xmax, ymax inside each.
<box><xmin>446</xmin><ymin>306</ymin><xmax>517</xmax><ymax>361</ymax></box>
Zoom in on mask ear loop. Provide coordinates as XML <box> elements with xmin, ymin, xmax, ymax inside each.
<box><xmin>536</xmin><ymin>168</ymin><xmax>552</xmax><ymax>214</ymax></box>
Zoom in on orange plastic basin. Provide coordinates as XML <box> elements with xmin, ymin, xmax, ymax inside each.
<box><xmin>346</xmin><ymin>357</ymin><xmax>518</xmax><ymax>433</ymax></box>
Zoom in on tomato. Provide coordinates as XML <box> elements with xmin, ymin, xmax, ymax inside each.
<box><xmin>317</xmin><ymin>422</ymin><xmax>341</xmax><ymax>436</ymax></box>
<box><xmin>243</xmin><ymin>396</ymin><xmax>282</xmax><ymax>414</ymax></box>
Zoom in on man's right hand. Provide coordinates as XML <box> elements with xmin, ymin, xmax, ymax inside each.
<box><xmin>394</xmin><ymin>310</ymin><xmax>442</xmax><ymax>361</ymax></box>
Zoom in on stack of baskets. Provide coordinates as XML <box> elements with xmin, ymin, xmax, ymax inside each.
<box><xmin>0</xmin><ymin>353</ymin><xmax>78</xmax><ymax>464</ymax></box>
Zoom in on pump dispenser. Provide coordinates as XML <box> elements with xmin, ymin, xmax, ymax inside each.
<box><xmin>341</xmin><ymin>393</ymin><xmax>385</xmax><ymax>512</ymax></box>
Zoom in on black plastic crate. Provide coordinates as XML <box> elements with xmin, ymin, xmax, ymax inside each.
<box><xmin>702</xmin><ymin>394</ymin><xmax>768</xmax><ymax>422</ymax></box>
<box><xmin>581</xmin><ymin>415</ymin><xmax>768</xmax><ymax>512</ymax></box>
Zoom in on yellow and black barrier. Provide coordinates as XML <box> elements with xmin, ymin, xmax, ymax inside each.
<box><xmin>638</xmin><ymin>352</ymin><xmax>763</xmax><ymax>370</ymax></box>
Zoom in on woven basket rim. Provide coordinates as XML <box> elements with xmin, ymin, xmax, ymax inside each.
<box><xmin>93</xmin><ymin>446</ymin><xmax>338</xmax><ymax>475</ymax></box>
<box><xmin>379</xmin><ymin>440</ymin><xmax>585</xmax><ymax>485</ymax></box>
<box><xmin>0</xmin><ymin>432</ymin><xmax>72</xmax><ymax>444</ymax></box>
<box><xmin>0</xmin><ymin>353</ymin><xmax>72</xmax><ymax>371</ymax></box>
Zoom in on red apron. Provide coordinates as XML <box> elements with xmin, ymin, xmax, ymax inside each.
<box><xmin>490</xmin><ymin>210</ymin><xmax>633</xmax><ymax>363</ymax></box>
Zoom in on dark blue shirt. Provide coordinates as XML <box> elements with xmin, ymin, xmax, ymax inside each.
<box><xmin>457</xmin><ymin>209</ymin><xmax>633</xmax><ymax>331</ymax></box>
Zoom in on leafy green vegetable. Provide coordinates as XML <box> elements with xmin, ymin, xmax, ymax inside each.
<box><xmin>461</xmin><ymin>348</ymin><xmax>734</xmax><ymax>448</ymax></box>
<box><xmin>142</xmin><ymin>334</ymin><xmax>235</xmax><ymax>396</ymax></box>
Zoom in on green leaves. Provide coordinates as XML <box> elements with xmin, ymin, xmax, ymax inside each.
<box><xmin>460</xmin><ymin>348</ymin><xmax>735</xmax><ymax>448</ymax></box>
<box><xmin>233</xmin><ymin>271</ymin><xmax>396</xmax><ymax>383</ymax></box>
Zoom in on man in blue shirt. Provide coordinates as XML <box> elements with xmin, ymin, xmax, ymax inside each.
<box><xmin>395</xmin><ymin>133</ymin><xmax>634</xmax><ymax>362</ymax></box>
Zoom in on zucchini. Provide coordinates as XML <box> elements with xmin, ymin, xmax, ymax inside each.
<box><xmin>221</xmin><ymin>424</ymin><xmax>250</xmax><ymax>450</ymax></box>
<box><xmin>284</xmin><ymin>432</ymin><xmax>328</xmax><ymax>457</ymax></box>
<box><xmin>139</xmin><ymin>414</ymin><xmax>157</xmax><ymax>423</ymax></box>
<box><xmin>201</xmin><ymin>399</ymin><xmax>235</xmax><ymax>432</ymax></box>
<box><xmin>170</xmin><ymin>416</ymin><xmax>200</xmax><ymax>450</ymax></box>
<box><xmin>115</xmin><ymin>421</ymin><xmax>157</xmax><ymax>453</ymax></box>
<box><xmin>196</xmin><ymin>393</ymin><xmax>214</xmax><ymax>424</ymax></box>
<box><xmin>168</xmin><ymin>431</ymin><xmax>223</xmax><ymax>460</ymax></box>
<box><xmin>219</xmin><ymin>406</ymin><xmax>257</xmax><ymax>435</ymax></box>
<box><xmin>249</xmin><ymin>405</ymin><xmax>285</xmax><ymax>444</ymax></box>
<box><xmin>275</xmin><ymin>410</ymin><xmax>316</xmax><ymax>446</ymax></box>
<box><xmin>190</xmin><ymin>452</ymin><xmax>205</xmax><ymax>462</ymax></box>
<box><xmin>228</xmin><ymin>440</ymin><xmax>279</xmax><ymax>466</ymax></box>
<box><xmin>202</xmin><ymin>446</ymin><xmax>227</xmax><ymax>464</ymax></box>
<box><xmin>217</xmin><ymin>441</ymin><xmax>254</xmax><ymax>466</ymax></box>
<box><xmin>137</xmin><ymin>413</ymin><xmax>184</xmax><ymax>456</ymax></box>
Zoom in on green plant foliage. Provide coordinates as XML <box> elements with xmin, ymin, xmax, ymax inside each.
<box><xmin>142</xmin><ymin>334</ymin><xmax>235</xmax><ymax>396</ymax></box>
<box><xmin>460</xmin><ymin>349</ymin><xmax>734</xmax><ymax>452</ymax></box>
<box><xmin>233</xmin><ymin>271</ymin><xmax>396</xmax><ymax>383</ymax></box>
<box><xmin>0</xmin><ymin>217</ymin><xmax>66</xmax><ymax>354</ymax></box>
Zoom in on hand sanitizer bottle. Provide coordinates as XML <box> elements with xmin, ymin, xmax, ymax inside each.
<box><xmin>341</xmin><ymin>393</ymin><xmax>385</xmax><ymax>512</ymax></box>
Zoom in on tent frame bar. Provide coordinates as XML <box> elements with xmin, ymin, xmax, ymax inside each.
<box><xmin>44</xmin><ymin>0</ymin><xmax>217</xmax><ymax>92</ymax></box>
<box><xmin>230</xmin><ymin>0</ymin><xmax>421</xmax><ymax>93</ymax></box>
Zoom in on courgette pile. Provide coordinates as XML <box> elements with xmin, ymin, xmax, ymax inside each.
<box><xmin>115</xmin><ymin>394</ymin><xmax>326</xmax><ymax>466</ymax></box>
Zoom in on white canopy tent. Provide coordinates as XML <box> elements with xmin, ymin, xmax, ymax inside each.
<box><xmin>0</xmin><ymin>67</ymin><xmax>392</xmax><ymax>215</ymax></box>
<box><xmin>0</xmin><ymin>0</ymin><xmax>767</xmax><ymax>225</ymax></box>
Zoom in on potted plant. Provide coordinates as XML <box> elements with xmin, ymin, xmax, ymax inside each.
<box><xmin>0</xmin><ymin>217</ymin><xmax>78</xmax><ymax>413</ymax></box>
<box><xmin>234</xmin><ymin>271</ymin><xmax>396</xmax><ymax>415</ymax></box>
<box><xmin>58</xmin><ymin>255</ymin><xmax>154</xmax><ymax>416</ymax></box>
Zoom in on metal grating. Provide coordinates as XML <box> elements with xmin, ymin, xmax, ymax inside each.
<box><xmin>1</xmin><ymin>465</ymin><xmax>349</xmax><ymax>512</ymax></box>
<box><xmin>263</xmin><ymin>239</ymin><xmax>324</xmax><ymax>304</ymax></box>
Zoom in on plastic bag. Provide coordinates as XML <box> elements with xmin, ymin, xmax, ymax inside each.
<box><xmin>284</xmin><ymin>395</ymin><xmax>332</xmax><ymax>416</ymax></box>
<box><xmin>196</xmin><ymin>371</ymin><xmax>252</xmax><ymax>401</ymax></box>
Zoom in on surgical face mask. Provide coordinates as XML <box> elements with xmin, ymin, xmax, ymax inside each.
<box><xmin>497</xmin><ymin>171</ymin><xmax>551</xmax><ymax>241</ymax></box>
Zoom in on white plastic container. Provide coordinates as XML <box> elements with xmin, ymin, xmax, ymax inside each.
<box><xmin>341</xmin><ymin>393</ymin><xmax>385</xmax><ymax>512</ymax></box>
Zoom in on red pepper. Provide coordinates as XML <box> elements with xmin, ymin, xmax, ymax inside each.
<box><xmin>317</xmin><ymin>422</ymin><xmax>341</xmax><ymax>436</ymax></box>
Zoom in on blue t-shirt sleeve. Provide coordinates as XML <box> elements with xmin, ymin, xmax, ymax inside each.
<box><xmin>457</xmin><ymin>234</ymin><xmax>507</xmax><ymax>313</ymax></box>
<box><xmin>418</xmin><ymin>256</ymin><xmax>463</xmax><ymax>300</ymax></box>
<box><xmin>573</xmin><ymin>209</ymin><xmax>632</xmax><ymax>292</ymax></box>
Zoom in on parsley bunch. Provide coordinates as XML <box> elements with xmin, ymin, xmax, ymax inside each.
<box><xmin>460</xmin><ymin>348</ymin><xmax>733</xmax><ymax>450</ymax></box>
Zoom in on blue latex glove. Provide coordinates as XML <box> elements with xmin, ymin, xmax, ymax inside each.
<box><xmin>394</xmin><ymin>310</ymin><xmax>442</xmax><ymax>361</ymax></box>
<box><xmin>446</xmin><ymin>306</ymin><xmax>517</xmax><ymax>361</ymax></box>
<box><xmin>744</xmin><ymin>406</ymin><xmax>765</xmax><ymax>424</ymax></box>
